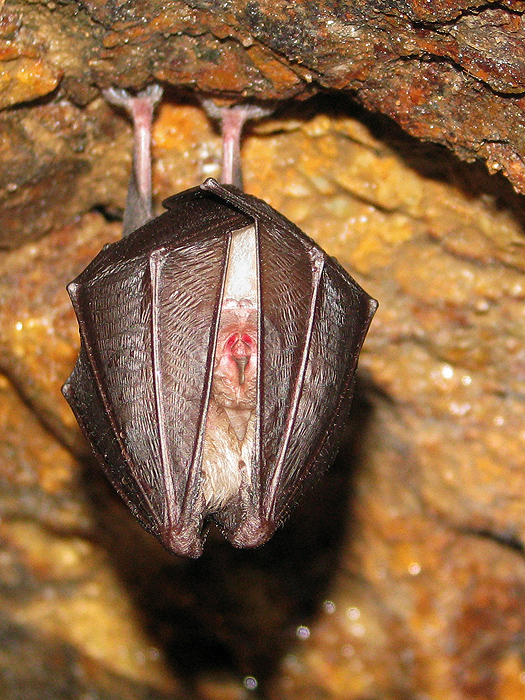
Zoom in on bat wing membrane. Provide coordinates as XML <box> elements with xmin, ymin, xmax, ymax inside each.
<box><xmin>147</xmin><ymin>238</ymin><xmax>228</xmax><ymax>548</ymax></box>
<box><xmin>199</xmin><ymin>180</ymin><xmax>377</xmax><ymax>543</ymax></box>
<box><xmin>65</xmin><ymin>195</ymin><xmax>251</xmax><ymax>556</ymax></box>
<box><xmin>63</xmin><ymin>344</ymin><xmax>158</xmax><ymax>533</ymax></box>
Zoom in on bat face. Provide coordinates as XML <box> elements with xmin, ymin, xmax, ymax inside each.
<box><xmin>63</xmin><ymin>178</ymin><xmax>377</xmax><ymax>557</ymax></box>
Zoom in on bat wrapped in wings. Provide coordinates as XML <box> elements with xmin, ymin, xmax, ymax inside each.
<box><xmin>63</xmin><ymin>90</ymin><xmax>377</xmax><ymax>558</ymax></box>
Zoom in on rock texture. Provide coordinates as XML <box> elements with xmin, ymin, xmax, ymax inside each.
<box><xmin>1</xmin><ymin>2</ymin><xmax>525</xmax><ymax>700</ymax></box>
<box><xmin>2</xmin><ymin>0</ymin><xmax>525</xmax><ymax>246</ymax></box>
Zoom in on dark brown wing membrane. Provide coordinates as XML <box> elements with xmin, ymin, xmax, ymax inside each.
<box><xmin>64</xmin><ymin>191</ymin><xmax>252</xmax><ymax>556</ymax></box>
<box><xmin>197</xmin><ymin>180</ymin><xmax>377</xmax><ymax>544</ymax></box>
<box><xmin>265</xmin><ymin>256</ymin><xmax>376</xmax><ymax>523</ymax></box>
<box><xmin>63</xmin><ymin>344</ymin><xmax>159</xmax><ymax>533</ymax></box>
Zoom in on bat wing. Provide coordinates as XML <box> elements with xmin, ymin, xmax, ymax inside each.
<box><xmin>199</xmin><ymin>180</ymin><xmax>377</xmax><ymax>546</ymax></box>
<box><xmin>64</xmin><ymin>190</ymin><xmax>251</xmax><ymax>556</ymax></box>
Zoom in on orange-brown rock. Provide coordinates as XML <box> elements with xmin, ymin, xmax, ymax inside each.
<box><xmin>0</xmin><ymin>3</ymin><xmax>524</xmax><ymax>699</ymax></box>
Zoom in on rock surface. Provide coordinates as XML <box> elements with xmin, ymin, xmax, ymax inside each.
<box><xmin>1</xmin><ymin>2</ymin><xmax>525</xmax><ymax>700</ymax></box>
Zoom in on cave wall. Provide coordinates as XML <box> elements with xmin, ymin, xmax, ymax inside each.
<box><xmin>0</xmin><ymin>2</ymin><xmax>524</xmax><ymax>699</ymax></box>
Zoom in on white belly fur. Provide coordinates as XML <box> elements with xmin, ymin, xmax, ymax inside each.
<box><xmin>201</xmin><ymin>224</ymin><xmax>259</xmax><ymax>511</ymax></box>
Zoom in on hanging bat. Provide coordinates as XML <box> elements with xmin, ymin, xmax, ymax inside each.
<box><xmin>62</xmin><ymin>87</ymin><xmax>377</xmax><ymax>558</ymax></box>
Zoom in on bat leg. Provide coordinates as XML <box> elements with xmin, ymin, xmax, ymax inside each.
<box><xmin>201</xmin><ymin>100</ymin><xmax>274</xmax><ymax>190</ymax></box>
<box><xmin>104</xmin><ymin>84</ymin><xmax>163</xmax><ymax>236</ymax></box>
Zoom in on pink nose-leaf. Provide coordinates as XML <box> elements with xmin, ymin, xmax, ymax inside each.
<box><xmin>227</xmin><ymin>333</ymin><xmax>254</xmax><ymax>385</ymax></box>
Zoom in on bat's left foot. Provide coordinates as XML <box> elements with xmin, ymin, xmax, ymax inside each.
<box><xmin>104</xmin><ymin>84</ymin><xmax>164</xmax><ymax>236</ymax></box>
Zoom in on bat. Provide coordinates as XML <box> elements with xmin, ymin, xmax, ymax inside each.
<box><xmin>62</xmin><ymin>88</ymin><xmax>377</xmax><ymax>558</ymax></box>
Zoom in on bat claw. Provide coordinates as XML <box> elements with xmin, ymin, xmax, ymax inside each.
<box><xmin>103</xmin><ymin>84</ymin><xmax>164</xmax><ymax>113</ymax></box>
